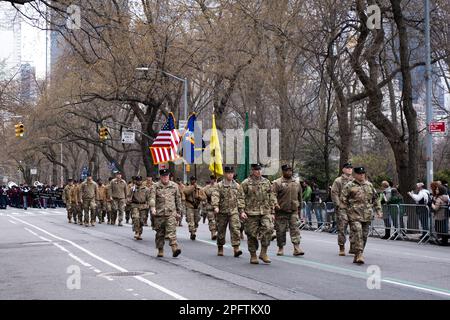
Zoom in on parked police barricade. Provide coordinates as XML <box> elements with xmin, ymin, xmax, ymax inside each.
<box><xmin>299</xmin><ymin>201</ymin><xmax>311</xmax><ymax>230</ymax></box>
<box><xmin>369</xmin><ymin>204</ymin><xmax>402</xmax><ymax>240</ymax></box>
<box><xmin>398</xmin><ymin>204</ymin><xmax>432</xmax><ymax>244</ymax></box>
<box><xmin>324</xmin><ymin>202</ymin><xmax>337</xmax><ymax>233</ymax></box>
<box><xmin>430</xmin><ymin>205</ymin><xmax>449</xmax><ymax>245</ymax></box>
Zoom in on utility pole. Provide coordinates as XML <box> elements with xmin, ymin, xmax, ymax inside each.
<box><xmin>425</xmin><ymin>0</ymin><xmax>433</xmax><ymax>189</ymax></box>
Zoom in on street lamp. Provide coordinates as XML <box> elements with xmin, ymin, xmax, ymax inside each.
<box><xmin>136</xmin><ymin>66</ymin><xmax>189</xmax><ymax>183</ymax></box>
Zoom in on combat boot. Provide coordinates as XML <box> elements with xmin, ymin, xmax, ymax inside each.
<box><xmin>233</xmin><ymin>245</ymin><xmax>242</xmax><ymax>257</ymax></box>
<box><xmin>250</xmin><ymin>252</ymin><xmax>259</xmax><ymax>264</ymax></box>
<box><xmin>134</xmin><ymin>232</ymin><xmax>139</xmax><ymax>240</ymax></box>
<box><xmin>217</xmin><ymin>246</ymin><xmax>224</xmax><ymax>256</ymax></box>
<box><xmin>118</xmin><ymin>222</ymin><xmax>123</xmax><ymax>226</ymax></box>
<box><xmin>293</xmin><ymin>244</ymin><xmax>305</xmax><ymax>256</ymax></box>
<box><xmin>171</xmin><ymin>245</ymin><xmax>181</xmax><ymax>257</ymax></box>
<box><xmin>259</xmin><ymin>246</ymin><xmax>271</xmax><ymax>264</ymax></box>
<box><xmin>353</xmin><ymin>252</ymin><xmax>365</xmax><ymax>264</ymax></box>
<box><xmin>190</xmin><ymin>233</ymin><xmax>196</xmax><ymax>241</ymax></box>
<box><xmin>271</xmin><ymin>233</ymin><xmax>277</xmax><ymax>241</ymax></box>
<box><xmin>68</xmin><ymin>219</ymin><xmax>72</xmax><ymax>223</ymax></box>
<box><xmin>339</xmin><ymin>245</ymin><xmax>345</xmax><ymax>256</ymax></box>
<box><xmin>277</xmin><ymin>247</ymin><xmax>284</xmax><ymax>256</ymax></box>
<box><xmin>137</xmin><ymin>233</ymin><xmax>143</xmax><ymax>240</ymax></box>
<box><xmin>211</xmin><ymin>231</ymin><xmax>217</xmax><ymax>240</ymax></box>
<box><xmin>157</xmin><ymin>248</ymin><xmax>164</xmax><ymax>257</ymax></box>
<box><xmin>348</xmin><ymin>246</ymin><xmax>356</xmax><ymax>254</ymax></box>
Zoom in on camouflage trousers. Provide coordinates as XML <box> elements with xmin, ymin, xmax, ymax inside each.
<box><xmin>96</xmin><ymin>200</ymin><xmax>107</xmax><ymax>222</ymax></box>
<box><xmin>82</xmin><ymin>198</ymin><xmax>97</xmax><ymax>224</ymax></box>
<box><xmin>66</xmin><ymin>203</ymin><xmax>73</xmax><ymax>221</ymax></box>
<box><xmin>217</xmin><ymin>212</ymin><xmax>241</xmax><ymax>247</ymax></box>
<box><xmin>206</xmin><ymin>209</ymin><xmax>217</xmax><ymax>232</ymax></box>
<box><xmin>132</xmin><ymin>208</ymin><xmax>147</xmax><ymax>236</ymax></box>
<box><xmin>186</xmin><ymin>208</ymin><xmax>201</xmax><ymax>234</ymax></box>
<box><xmin>154</xmin><ymin>215</ymin><xmax>178</xmax><ymax>249</ymax></box>
<box><xmin>349</xmin><ymin>221</ymin><xmax>370</xmax><ymax>253</ymax></box>
<box><xmin>125</xmin><ymin>204</ymin><xmax>131</xmax><ymax>222</ymax></box>
<box><xmin>73</xmin><ymin>204</ymin><xmax>82</xmax><ymax>223</ymax></box>
<box><xmin>111</xmin><ymin>198</ymin><xmax>126</xmax><ymax>224</ymax></box>
<box><xmin>337</xmin><ymin>210</ymin><xmax>353</xmax><ymax>248</ymax></box>
<box><xmin>275</xmin><ymin>212</ymin><xmax>301</xmax><ymax>247</ymax></box>
<box><xmin>105</xmin><ymin>201</ymin><xmax>112</xmax><ymax>222</ymax></box>
<box><xmin>244</xmin><ymin>215</ymin><xmax>274</xmax><ymax>253</ymax></box>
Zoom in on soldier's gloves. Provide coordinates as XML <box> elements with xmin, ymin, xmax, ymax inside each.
<box><xmin>176</xmin><ymin>213</ymin><xmax>181</xmax><ymax>221</ymax></box>
<box><xmin>214</xmin><ymin>207</ymin><xmax>219</xmax><ymax>214</ymax></box>
<box><xmin>376</xmin><ymin>211</ymin><xmax>383</xmax><ymax>219</ymax></box>
<box><xmin>151</xmin><ymin>208</ymin><xmax>156</xmax><ymax>215</ymax></box>
<box><xmin>271</xmin><ymin>214</ymin><xmax>275</xmax><ymax>222</ymax></box>
<box><xmin>240</xmin><ymin>212</ymin><xmax>248</xmax><ymax>220</ymax></box>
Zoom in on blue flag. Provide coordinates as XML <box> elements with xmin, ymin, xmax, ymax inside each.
<box><xmin>182</xmin><ymin>113</ymin><xmax>205</xmax><ymax>164</ymax></box>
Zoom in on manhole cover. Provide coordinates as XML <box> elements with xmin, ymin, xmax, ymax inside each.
<box><xmin>98</xmin><ymin>271</ymin><xmax>155</xmax><ymax>278</ymax></box>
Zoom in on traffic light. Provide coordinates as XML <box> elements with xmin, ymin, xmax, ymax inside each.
<box><xmin>15</xmin><ymin>122</ymin><xmax>24</xmax><ymax>137</ymax></box>
<box><xmin>99</xmin><ymin>127</ymin><xmax>109</xmax><ymax>140</ymax></box>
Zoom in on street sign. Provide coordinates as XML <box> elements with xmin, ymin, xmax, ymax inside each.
<box><xmin>178</xmin><ymin>120</ymin><xmax>188</xmax><ymax>134</ymax></box>
<box><xmin>429</xmin><ymin>121</ymin><xmax>447</xmax><ymax>133</ymax></box>
<box><xmin>30</xmin><ymin>168</ymin><xmax>37</xmax><ymax>175</ymax></box>
<box><xmin>121</xmin><ymin>130</ymin><xmax>135</xmax><ymax>144</ymax></box>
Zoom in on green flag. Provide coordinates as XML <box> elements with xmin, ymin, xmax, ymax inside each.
<box><xmin>237</xmin><ymin>112</ymin><xmax>250</xmax><ymax>182</ymax></box>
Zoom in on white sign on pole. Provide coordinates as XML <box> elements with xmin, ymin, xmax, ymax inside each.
<box><xmin>30</xmin><ymin>168</ymin><xmax>37</xmax><ymax>175</ymax></box>
<box><xmin>121</xmin><ymin>130</ymin><xmax>135</xmax><ymax>144</ymax></box>
<box><xmin>178</xmin><ymin>120</ymin><xmax>188</xmax><ymax>134</ymax></box>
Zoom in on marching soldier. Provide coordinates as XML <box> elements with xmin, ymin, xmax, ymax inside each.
<box><xmin>183</xmin><ymin>176</ymin><xmax>206</xmax><ymax>240</ymax></box>
<box><xmin>105</xmin><ymin>177</ymin><xmax>113</xmax><ymax>224</ymax></box>
<box><xmin>202</xmin><ymin>175</ymin><xmax>218</xmax><ymax>240</ymax></box>
<box><xmin>63</xmin><ymin>179</ymin><xmax>75</xmax><ymax>223</ymax></box>
<box><xmin>340</xmin><ymin>166</ymin><xmax>382</xmax><ymax>264</ymax></box>
<box><xmin>149</xmin><ymin>169</ymin><xmax>182</xmax><ymax>258</ymax></box>
<box><xmin>143</xmin><ymin>176</ymin><xmax>154</xmax><ymax>227</ymax></box>
<box><xmin>272</xmin><ymin>164</ymin><xmax>305</xmax><ymax>256</ymax></box>
<box><xmin>211</xmin><ymin>166</ymin><xmax>244</xmax><ymax>257</ymax></box>
<box><xmin>125</xmin><ymin>177</ymin><xmax>136</xmax><ymax>224</ymax></box>
<box><xmin>79</xmin><ymin>174</ymin><xmax>98</xmax><ymax>227</ymax></box>
<box><xmin>110</xmin><ymin>171</ymin><xmax>128</xmax><ymax>226</ymax></box>
<box><xmin>72</xmin><ymin>180</ymin><xmax>83</xmax><ymax>225</ymax></box>
<box><xmin>97</xmin><ymin>179</ymin><xmax>107</xmax><ymax>224</ymax></box>
<box><xmin>176</xmin><ymin>178</ymin><xmax>186</xmax><ymax>227</ymax></box>
<box><xmin>128</xmin><ymin>176</ymin><xmax>151</xmax><ymax>240</ymax></box>
<box><xmin>331</xmin><ymin>162</ymin><xmax>355</xmax><ymax>256</ymax></box>
<box><xmin>241</xmin><ymin>163</ymin><xmax>279</xmax><ymax>264</ymax></box>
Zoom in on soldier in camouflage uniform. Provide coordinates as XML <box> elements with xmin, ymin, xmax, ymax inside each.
<box><xmin>331</xmin><ymin>162</ymin><xmax>355</xmax><ymax>256</ymax></box>
<box><xmin>183</xmin><ymin>176</ymin><xmax>207</xmax><ymax>240</ymax></box>
<box><xmin>63</xmin><ymin>179</ymin><xmax>75</xmax><ymax>223</ymax></box>
<box><xmin>71</xmin><ymin>180</ymin><xmax>82</xmax><ymax>225</ymax></box>
<box><xmin>272</xmin><ymin>164</ymin><xmax>305</xmax><ymax>256</ymax></box>
<box><xmin>211</xmin><ymin>166</ymin><xmax>244</xmax><ymax>257</ymax></box>
<box><xmin>150</xmin><ymin>169</ymin><xmax>182</xmax><ymax>258</ymax></box>
<box><xmin>105</xmin><ymin>177</ymin><xmax>113</xmax><ymax>224</ymax></box>
<box><xmin>202</xmin><ymin>175</ymin><xmax>218</xmax><ymax>240</ymax></box>
<box><xmin>339</xmin><ymin>166</ymin><xmax>382</xmax><ymax>264</ymax></box>
<box><xmin>143</xmin><ymin>176</ymin><xmax>153</xmax><ymax>227</ymax></box>
<box><xmin>125</xmin><ymin>177</ymin><xmax>135</xmax><ymax>224</ymax></box>
<box><xmin>110</xmin><ymin>172</ymin><xmax>128</xmax><ymax>226</ymax></box>
<box><xmin>128</xmin><ymin>176</ymin><xmax>151</xmax><ymax>240</ymax></box>
<box><xmin>176</xmin><ymin>179</ymin><xmax>186</xmax><ymax>227</ymax></box>
<box><xmin>241</xmin><ymin>163</ymin><xmax>279</xmax><ymax>264</ymax></box>
<box><xmin>79</xmin><ymin>174</ymin><xmax>98</xmax><ymax>227</ymax></box>
<box><xmin>96</xmin><ymin>179</ymin><xmax>107</xmax><ymax>223</ymax></box>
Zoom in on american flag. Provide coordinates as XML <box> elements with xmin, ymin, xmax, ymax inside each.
<box><xmin>150</xmin><ymin>113</ymin><xmax>181</xmax><ymax>164</ymax></box>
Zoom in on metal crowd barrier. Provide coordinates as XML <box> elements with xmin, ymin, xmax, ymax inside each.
<box><xmin>430</xmin><ymin>205</ymin><xmax>450</xmax><ymax>244</ymax></box>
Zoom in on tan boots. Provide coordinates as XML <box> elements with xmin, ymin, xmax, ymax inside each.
<box><xmin>277</xmin><ymin>247</ymin><xmax>284</xmax><ymax>256</ymax></box>
<box><xmin>217</xmin><ymin>246</ymin><xmax>224</xmax><ymax>256</ymax></box>
<box><xmin>233</xmin><ymin>245</ymin><xmax>242</xmax><ymax>257</ymax></box>
<box><xmin>259</xmin><ymin>246</ymin><xmax>271</xmax><ymax>263</ymax></box>
<box><xmin>339</xmin><ymin>245</ymin><xmax>346</xmax><ymax>256</ymax></box>
<box><xmin>171</xmin><ymin>245</ymin><xmax>181</xmax><ymax>257</ymax></box>
<box><xmin>353</xmin><ymin>251</ymin><xmax>364</xmax><ymax>264</ymax></box>
<box><xmin>250</xmin><ymin>252</ymin><xmax>259</xmax><ymax>264</ymax></box>
<box><xmin>293</xmin><ymin>244</ymin><xmax>304</xmax><ymax>256</ymax></box>
<box><xmin>157</xmin><ymin>248</ymin><xmax>164</xmax><ymax>257</ymax></box>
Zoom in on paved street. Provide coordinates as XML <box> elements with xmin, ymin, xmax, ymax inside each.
<box><xmin>0</xmin><ymin>207</ymin><xmax>449</xmax><ymax>300</ymax></box>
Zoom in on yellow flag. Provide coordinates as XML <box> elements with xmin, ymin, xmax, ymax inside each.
<box><xmin>209</xmin><ymin>114</ymin><xmax>223</xmax><ymax>176</ymax></box>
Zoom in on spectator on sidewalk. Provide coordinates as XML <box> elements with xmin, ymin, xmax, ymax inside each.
<box><xmin>408</xmin><ymin>183</ymin><xmax>431</xmax><ymax>241</ymax></box>
<box><xmin>431</xmin><ymin>185</ymin><xmax>449</xmax><ymax>246</ymax></box>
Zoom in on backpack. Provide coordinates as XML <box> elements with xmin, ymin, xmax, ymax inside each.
<box><xmin>418</xmin><ymin>189</ymin><xmax>432</xmax><ymax>208</ymax></box>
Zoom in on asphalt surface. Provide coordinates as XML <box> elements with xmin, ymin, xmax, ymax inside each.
<box><xmin>1</xmin><ymin>207</ymin><xmax>449</xmax><ymax>300</ymax></box>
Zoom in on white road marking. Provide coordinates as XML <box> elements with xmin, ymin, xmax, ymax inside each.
<box><xmin>38</xmin><ymin>236</ymin><xmax>52</xmax><ymax>242</ymax></box>
<box><xmin>53</xmin><ymin>242</ymin><xmax>70</xmax><ymax>253</ymax></box>
<box><xmin>11</xmin><ymin>216</ymin><xmax>187</xmax><ymax>300</ymax></box>
<box><xmin>126</xmin><ymin>289</ymin><xmax>134</xmax><ymax>292</ymax></box>
<box><xmin>133</xmin><ymin>293</ymin><xmax>139</xmax><ymax>296</ymax></box>
<box><xmin>68</xmin><ymin>253</ymin><xmax>92</xmax><ymax>267</ymax></box>
<box><xmin>8</xmin><ymin>220</ymin><xmax>17</xmax><ymax>224</ymax></box>
<box><xmin>24</xmin><ymin>227</ymin><xmax>39</xmax><ymax>237</ymax></box>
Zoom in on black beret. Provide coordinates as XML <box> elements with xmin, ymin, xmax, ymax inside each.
<box><xmin>190</xmin><ymin>176</ymin><xmax>197</xmax><ymax>181</ymax></box>
<box><xmin>343</xmin><ymin>162</ymin><xmax>353</xmax><ymax>169</ymax></box>
<box><xmin>224</xmin><ymin>166</ymin><xmax>234</xmax><ymax>173</ymax></box>
<box><xmin>135</xmin><ymin>176</ymin><xmax>142</xmax><ymax>181</ymax></box>
<box><xmin>251</xmin><ymin>163</ymin><xmax>262</xmax><ymax>170</ymax></box>
<box><xmin>159</xmin><ymin>169</ymin><xmax>170</xmax><ymax>176</ymax></box>
<box><xmin>281</xmin><ymin>164</ymin><xmax>292</xmax><ymax>171</ymax></box>
<box><xmin>353</xmin><ymin>167</ymin><xmax>366</xmax><ymax>174</ymax></box>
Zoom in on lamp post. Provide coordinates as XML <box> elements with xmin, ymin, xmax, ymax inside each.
<box><xmin>136</xmin><ymin>66</ymin><xmax>188</xmax><ymax>183</ymax></box>
<box><xmin>424</xmin><ymin>0</ymin><xmax>433</xmax><ymax>190</ymax></box>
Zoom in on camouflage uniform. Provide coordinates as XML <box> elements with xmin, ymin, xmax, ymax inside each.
<box><xmin>272</xmin><ymin>177</ymin><xmax>302</xmax><ymax>250</ymax></box>
<box><xmin>125</xmin><ymin>182</ymin><xmax>134</xmax><ymax>223</ymax></box>
<box><xmin>79</xmin><ymin>180</ymin><xmax>98</xmax><ymax>225</ymax></box>
<box><xmin>211</xmin><ymin>180</ymin><xmax>245</xmax><ymax>248</ymax></box>
<box><xmin>177</xmin><ymin>183</ymin><xmax>186</xmax><ymax>226</ymax></box>
<box><xmin>63</xmin><ymin>184</ymin><xmax>74</xmax><ymax>223</ymax></box>
<box><xmin>110</xmin><ymin>178</ymin><xmax>128</xmax><ymax>225</ymax></box>
<box><xmin>71</xmin><ymin>183</ymin><xmax>82</xmax><ymax>224</ymax></box>
<box><xmin>143</xmin><ymin>180</ymin><xmax>153</xmax><ymax>226</ymax></box>
<box><xmin>183</xmin><ymin>185</ymin><xmax>206</xmax><ymax>238</ymax></box>
<box><xmin>241</xmin><ymin>176</ymin><xmax>278</xmax><ymax>254</ymax></box>
<box><xmin>203</xmin><ymin>183</ymin><xmax>218</xmax><ymax>237</ymax></box>
<box><xmin>128</xmin><ymin>184</ymin><xmax>151</xmax><ymax>239</ymax></box>
<box><xmin>150</xmin><ymin>180</ymin><xmax>182</xmax><ymax>252</ymax></box>
<box><xmin>339</xmin><ymin>179</ymin><xmax>382</xmax><ymax>258</ymax></box>
<box><xmin>97</xmin><ymin>184</ymin><xmax>108</xmax><ymax>223</ymax></box>
<box><xmin>331</xmin><ymin>174</ymin><xmax>354</xmax><ymax>249</ymax></box>
<box><xmin>105</xmin><ymin>181</ymin><xmax>113</xmax><ymax>223</ymax></box>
